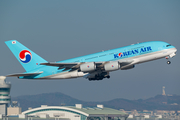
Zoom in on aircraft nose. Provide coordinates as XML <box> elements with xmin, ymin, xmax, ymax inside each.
<box><xmin>169</xmin><ymin>47</ymin><xmax>177</xmax><ymax>58</ymax></box>
<box><xmin>175</xmin><ymin>48</ymin><xmax>177</xmax><ymax>52</ymax></box>
<box><xmin>174</xmin><ymin>47</ymin><xmax>177</xmax><ymax>54</ymax></box>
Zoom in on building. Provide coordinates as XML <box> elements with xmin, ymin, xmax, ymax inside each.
<box><xmin>7</xmin><ymin>106</ymin><xmax>21</xmax><ymax>116</ymax></box>
<box><xmin>0</xmin><ymin>76</ymin><xmax>11</xmax><ymax>115</ymax></box>
<box><xmin>162</xmin><ymin>86</ymin><xmax>166</xmax><ymax>96</ymax></box>
<box><xmin>7</xmin><ymin>101</ymin><xmax>22</xmax><ymax>116</ymax></box>
<box><xmin>20</xmin><ymin>104</ymin><xmax>129</xmax><ymax>120</ymax></box>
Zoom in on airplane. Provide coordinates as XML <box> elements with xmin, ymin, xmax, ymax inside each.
<box><xmin>5</xmin><ymin>40</ymin><xmax>177</xmax><ymax>81</ymax></box>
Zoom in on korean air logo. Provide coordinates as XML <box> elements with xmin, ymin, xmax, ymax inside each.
<box><xmin>19</xmin><ymin>50</ymin><xmax>32</xmax><ymax>63</ymax></box>
<box><xmin>114</xmin><ymin>46</ymin><xmax>152</xmax><ymax>59</ymax></box>
<box><xmin>118</xmin><ymin>53</ymin><xmax>123</xmax><ymax>57</ymax></box>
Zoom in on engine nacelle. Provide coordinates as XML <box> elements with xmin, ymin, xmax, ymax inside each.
<box><xmin>80</xmin><ymin>62</ymin><xmax>96</xmax><ymax>72</ymax></box>
<box><xmin>121</xmin><ymin>65</ymin><xmax>135</xmax><ymax>70</ymax></box>
<box><xmin>104</xmin><ymin>61</ymin><xmax>120</xmax><ymax>71</ymax></box>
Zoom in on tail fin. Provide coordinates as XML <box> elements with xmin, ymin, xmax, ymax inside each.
<box><xmin>5</xmin><ymin>40</ymin><xmax>47</xmax><ymax>72</ymax></box>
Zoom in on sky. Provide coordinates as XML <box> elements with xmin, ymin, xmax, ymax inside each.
<box><xmin>0</xmin><ymin>0</ymin><xmax>180</xmax><ymax>102</ymax></box>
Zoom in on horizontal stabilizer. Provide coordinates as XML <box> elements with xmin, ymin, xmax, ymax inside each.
<box><xmin>6</xmin><ymin>72</ymin><xmax>43</xmax><ymax>77</ymax></box>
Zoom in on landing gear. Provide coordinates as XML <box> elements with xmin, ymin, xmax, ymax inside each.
<box><xmin>165</xmin><ymin>56</ymin><xmax>171</xmax><ymax>65</ymax></box>
<box><xmin>88</xmin><ymin>77</ymin><xmax>103</xmax><ymax>81</ymax></box>
<box><xmin>88</xmin><ymin>75</ymin><xmax>110</xmax><ymax>81</ymax></box>
<box><xmin>106</xmin><ymin>75</ymin><xmax>110</xmax><ymax>79</ymax></box>
<box><xmin>167</xmin><ymin>61</ymin><xmax>171</xmax><ymax>64</ymax></box>
<box><xmin>88</xmin><ymin>72</ymin><xmax>110</xmax><ymax>81</ymax></box>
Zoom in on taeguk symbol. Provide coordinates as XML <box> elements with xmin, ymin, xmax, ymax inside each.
<box><xmin>19</xmin><ymin>50</ymin><xmax>32</xmax><ymax>63</ymax></box>
<box><xmin>118</xmin><ymin>52</ymin><xmax>123</xmax><ymax>57</ymax></box>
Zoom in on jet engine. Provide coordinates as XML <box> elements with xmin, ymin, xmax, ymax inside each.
<box><xmin>104</xmin><ymin>61</ymin><xmax>120</xmax><ymax>71</ymax></box>
<box><xmin>80</xmin><ymin>62</ymin><xmax>96</xmax><ymax>72</ymax></box>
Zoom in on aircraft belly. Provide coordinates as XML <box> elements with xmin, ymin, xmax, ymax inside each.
<box><xmin>41</xmin><ymin>70</ymin><xmax>87</xmax><ymax>79</ymax></box>
<box><xmin>137</xmin><ymin>52</ymin><xmax>164</xmax><ymax>63</ymax></box>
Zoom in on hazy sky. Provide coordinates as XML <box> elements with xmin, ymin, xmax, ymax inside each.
<box><xmin>0</xmin><ymin>0</ymin><xmax>180</xmax><ymax>101</ymax></box>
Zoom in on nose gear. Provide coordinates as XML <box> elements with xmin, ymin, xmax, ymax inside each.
<box><xmin>166</xmin><ymin>56</ymin><xmax>171</xmax><ymax>65</ymax></box>
<box><xmin>167</xmin><ymin>61</ymin><xmax>171</xmax><ymax>64</ymax></box>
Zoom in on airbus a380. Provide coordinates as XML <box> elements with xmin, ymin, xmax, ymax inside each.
<box><xmin>5</xmin><ymin>40</ymin><xmax>177</xmax><ymax>81</ymax></box>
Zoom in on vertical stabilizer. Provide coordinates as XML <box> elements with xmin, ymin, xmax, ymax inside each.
<box><xmin>5</xmin><ymin>40</ymin><xmax>47</xmax><ymax>72</ymax></box>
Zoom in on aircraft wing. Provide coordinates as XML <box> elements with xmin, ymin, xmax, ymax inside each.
<box><xmin>40</xmin><ymin>59</ymin><xmax>136</xmax><ymax>71</ymax></box>
<box><xmin>40</xmin><ymin>62</ymin><xmax>82</xmax><ymax>70</ymax></box>
<box><xmin>40</xmin><ymin>59</ymin><xmax>138</xmax><ymax>80</ymax></box>
<box><xmin>118</xmin><ymin>59</ymin><xmax>139</xmax><ymax>69</ymax></box>
<box><xmin>118</xmin><ymin>59</ymin><xmax>134</xmax><ymax>64</ymax></box>
<box><xmin>40</xmin><ymin>62</ymin><xmax>108</xmax><ymax>69</ymax></box>
<box><xmin>6</xmin><ymin>72</ymin><xmax>43</xmax><ymax>77</ymax></box>
<box><xmin>40</xmin><ymin>62</ymin><xmax>78</xmax><ymax>67</ymax></box>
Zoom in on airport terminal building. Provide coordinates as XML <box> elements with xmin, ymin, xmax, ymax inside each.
<box><xmin>20</xmin><ymin>104</ymin><xmax>129</xmax><ymax>120</ymax></box>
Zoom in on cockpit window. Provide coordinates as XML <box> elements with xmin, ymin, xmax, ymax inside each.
<box><xmin>166</xmin><ymin>44</ymin><xmax>171</xmax><ymax>47</ymax></box>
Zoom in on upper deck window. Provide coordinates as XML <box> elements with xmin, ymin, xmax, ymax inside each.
<box><xmin>166</xmin><ymin>44</ymin><xmax>171</xmax><ymax>47</ymax></box>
